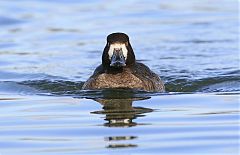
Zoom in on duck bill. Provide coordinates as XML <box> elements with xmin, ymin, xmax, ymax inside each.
<box><xmin>110</xmin><ymin>50</ymin><xmax>126</xmax><ymax>67</ymax></box>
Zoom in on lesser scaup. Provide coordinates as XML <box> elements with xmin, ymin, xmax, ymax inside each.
<box><xmin>82</xmin><ymin>32</ymin><xmax>165</xmax><ymax>92</ymax></box>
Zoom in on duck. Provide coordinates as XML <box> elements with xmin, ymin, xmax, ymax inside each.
<box><xmin>82</xmin><ymin>32</ymin><xmax>165</xmax><ymax>92</ymax></box>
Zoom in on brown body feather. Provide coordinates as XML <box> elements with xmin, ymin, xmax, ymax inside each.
<box><xmin>82</xmin><ymin>62</ymin><xmax>165</xmax><ymax>92</ymax></box>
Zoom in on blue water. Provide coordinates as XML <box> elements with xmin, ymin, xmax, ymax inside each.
<box><xmin>0</xmin><ymin>0</ymin><xmax>239</xmax><ymax>155</ymax></box>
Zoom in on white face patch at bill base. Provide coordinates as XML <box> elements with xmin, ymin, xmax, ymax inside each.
<box><xmin>108</xmin><ymin>43</ymin><xmax>128</xmax><ymax>60</ymax></box>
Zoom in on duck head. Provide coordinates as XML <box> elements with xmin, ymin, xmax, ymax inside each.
<box><xmin>102</xmin><ymin>33</ymin><xmax>135</xmax><ymax>69</ymax></box>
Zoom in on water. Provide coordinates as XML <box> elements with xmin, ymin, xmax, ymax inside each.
<box><xmin>0</xmin><ymin>0</ymin><xmax>239</xmax><ymax>154</ymax></box>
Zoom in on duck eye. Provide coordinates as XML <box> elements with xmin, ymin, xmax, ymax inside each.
<box><xmin>120</xmin><ymin>55</ymin><xmax>124</xmax><ymax>59</ymax></box>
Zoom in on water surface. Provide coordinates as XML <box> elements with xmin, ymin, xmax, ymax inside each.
<box><xmin>0</xmin><ymin>0</ymin><xmax>239</xmax><ymax>154</ymax></box>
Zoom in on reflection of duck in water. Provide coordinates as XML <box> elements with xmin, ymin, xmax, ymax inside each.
<box><xmin>105</xmin><ymin>135</ymin><xmax>138</xmax><ymax>149</ymax></box>
<box><xmin>82</xmin><ymin>32</ymin><xmax>165</xmax><ymax>92</ymax></box>
<box><xmin>89</xmin><ymin>90</ymin><xmax>152</xmax><ymax>148</ymax></box>
<box><xmin>91</xmin><ymin>97</ymin><xmax>153</xmax><ymax>127</ymax></box>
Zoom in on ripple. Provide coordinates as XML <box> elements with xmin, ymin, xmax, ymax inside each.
<box><xmin>0</xmin><ymin>93</ymin><xmax>238</xmax><ymax>154</ymax></box>
<box><xmin>0</xmin><ymin>16</ymin><xmax>25</xmax><ymax>26</ymax></box>
<box><xmin>165</xmin><ymin>72</ymin><xmax>240</xmax><ymax>92</ymax></box>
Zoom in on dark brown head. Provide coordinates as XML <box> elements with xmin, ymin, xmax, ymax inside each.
<box><xmin>102</xmin><ymin>32</ymin><xmax>135</xmax><ymax>69</ymax></box>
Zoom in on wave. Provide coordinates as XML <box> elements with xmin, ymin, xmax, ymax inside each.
<box><xmin>0</xmin><ymin>70</ymin><xmax>239</xmax><ymax>97</ymax></box>
<box><xmin>165</xmin><ymin>75</ymin><xmax>240</xmax><ymax>93</ymax></box>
